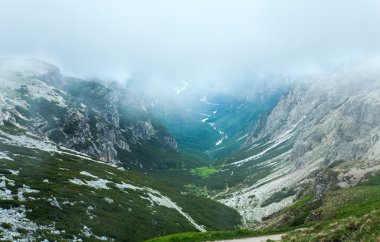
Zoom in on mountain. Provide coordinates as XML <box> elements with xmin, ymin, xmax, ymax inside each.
<box><xmin>1</xmin><ymin>59</ymin><xmax>380</xmax><ymax>241</ymax></box>
<box><xmin>205</xmin><ymin>66</ymin><xmax>380</xmax><ymax>224</ymax></box>
<box><xmin>0</xmin><ymin>59</ymin><xmax>204</xmax><ymax>170</ymax></box>
<box><xmin>0</xmin><ymin>124</ymin><xmax>241</xmax><ymax>241</ymax></box>
<box><xmin>0</xmin><ymin>59</ymin><xmax>242</xmax><ymax>241</ymax></box>
<box><xmin>145</xmin><ymin>66</ymin><xmax>380</xmax><ymax>241</ymax></box>
<box><xmin>151</xmin><ymin>81</ymin><xmax>286</xmax><ymax>161</ymax></box>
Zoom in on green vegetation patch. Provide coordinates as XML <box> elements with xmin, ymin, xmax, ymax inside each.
<box><xmin>282</xmin><ymin>209</ymin><xmax>380</xmax><ymax>242</ymax></box>
<box><xmin>146</xmin><ymin>228</ymin><xmax>289</xmax><ymax>242</ymax></box>
<box><xmin>318</xmin><ymin>185</ymin><xmax>380</xmax><ymax>220</ymax></box>
<box><xmin>360</xmin><ymin>171</ymin><xmax>380</xmax><ymax>186</ymax></box>
<box><xmin>265</xmin><ymin>194</ymin><xmax>321</xmax><ymax>227</ymax></box>
<box><xmin>184</xmin><ymin>184</ymin><xmax>209</xmax><ymax>197</ymax></box>
<box><xmin>190</xmin><ymin>167</ymin><xmax>219</xmax><ymax>178</ymax></box>
<box><xmin>0</xmin><ymin>137</ymin><xmax>241</xmax><ymax>241</ymax></box>
<box><xmin>261</xmin><ymin>188</ymin><xmax>297</xmax><ymax>207</ymax></box>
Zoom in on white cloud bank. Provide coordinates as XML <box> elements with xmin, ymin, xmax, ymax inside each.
<box><xmin>0</xmin><ymin>0</ymin><xmax>379</xmax><ymax>87</ymax></box>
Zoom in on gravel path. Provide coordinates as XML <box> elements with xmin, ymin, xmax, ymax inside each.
<box><xmin>217</xmin><ymin>233</ymin><xmax>286</xmax><ymax>242</ymax></box>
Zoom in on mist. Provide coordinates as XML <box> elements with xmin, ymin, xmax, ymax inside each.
<box><xmin>0</xmin><ymin>0</ymin><xmax>380</xmax><ymax>96</ymax></box>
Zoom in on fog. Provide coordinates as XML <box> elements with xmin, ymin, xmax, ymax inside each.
<box><xmin>0</xmin><ymin>0</ymin><xmax>380</xmax><ymax>94</ymax></box>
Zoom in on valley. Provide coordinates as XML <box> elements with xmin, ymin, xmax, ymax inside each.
<box><xmin>0</xmin><ymin>59</ymin><xmax>380</xmax><ymax>241</ymax></box>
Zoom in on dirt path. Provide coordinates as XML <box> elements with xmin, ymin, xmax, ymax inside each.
<box><xmin>217</xmin><ymin>233</ymin><xmax>286</xmax><ymax>242</ymax></box>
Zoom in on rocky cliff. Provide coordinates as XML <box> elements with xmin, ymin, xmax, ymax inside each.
<box><xmin>0</xmin><ymin>59</ymin><xmax>179</xmax><ymax>169</ymax></box>
<box><xmin>217</xmin><ymin>66</ymin><xmax>380</xmax><ymax>223</ymax></box>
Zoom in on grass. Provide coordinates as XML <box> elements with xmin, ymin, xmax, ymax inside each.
<box><xmin>154</xmin><ymin>182</ymin><xmax>380</xmax><ymax>242</ymax></box>
<box><xmin>184</xmin><ymin>184</ymin><xmax>209</xmax><ymax>197</ymax></box>
<box><xmin>282</xmin><ymin>209</ymin><xmax>380</xmax><ymax>242</ymax></box>
<box><xmin>261</xmin><ymin>188</ymin><xmax>297</xmax><ymax>207</ymax></box>
<box><xmin>0</xmin><ymin>128</ymin><xmax>242</xmax><ymax>241</ymax></box>
<box><xmin>264</xmin><ymin>194</ymin><xmax>321</xmax><ymax>227</ymax></box>
<box><xmin>263</xmin><ymin>182</ymin><xmax>380</xmax><ymax>241</ymax></box>
<box><xmin>190</xmin><ymin>167</ymin><xmax>219</xmax><ymax>178</ymax></box>
<box><xmin>318</xmin><ymin>185</ymin><xmax>380</xmax><ymax>220</ymax></box>
<box><xmin>360</xmin><ymin>170</ymin><xmax>380</xmax><ymax>186</ymax></box>
<box><xmin>0</xmin><ymin>223</ymin><xmax>12</xmax><ymax>230</ymax></box>
<box><xmin>146</xmin><ymin>228</ymin><xmax>290</xmax><ymax>242</ymax></box>
<box><xmin>265</xmin><ymin>183</ymin><xmax>380</xmax><ymax>229</ymax></box>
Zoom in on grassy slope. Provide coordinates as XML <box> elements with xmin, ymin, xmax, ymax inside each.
<box><xmin>271</xmin><ymin>173</ymin><xmax>380</xmax><ymax>241</ymax></box>
<box><xmin>282</xmin><ymin>184</ymin><xmax>380</xmax><ymax>241</ymax></box>
<box><xmin>144</xmin><ymin>134</ymin><xmax>296</xmax><ymax>201</ymax></box>
<box><xmin>148</xmin><ymin>174</ymin><xmax>380</xmax><ymax>241</ymax></box>
<box><xmin>283</xmin><ymin>209</ymin><xmax>380</xmax><ymax>242</ymax></box>
<box><xmin>0</xmin><ymin>126</ymin><xmax>242</xmax><ymax>241</ymax></box>
<box><xmin>146</xmin><ymin>228</ymin><xmax>289</xmax><ymax>242</ymax></box>
<box><xmin>152</xmin><ymin>110</ymin><xmax>219</xmax><ymax>162</ymax></box>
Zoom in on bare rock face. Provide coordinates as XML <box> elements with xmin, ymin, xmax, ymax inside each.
<box><xmin>164</xmin><ymin>136</ymin><xmax>178</xmax><ymax>151</ymax></box>
<box><xmin>0</xmin><ymin>59</ymin><xmax>179</xmax><ymax>169</ymax></box>
<box><xmin>129</xmin><ymin>121</ymin><xmax>156</xmax><ymax>141</ymax></box>
<box><xmin>220</xmin><ymin>66</ymin><xmax>380</xmax><ymax>224</ymax></box>
<box><xmin>313</xmin><ymin>168</ymin><xmax>338</xmax><ymax>201</ymax></box>
<box><xmin>247</xmin><ymin>68</ymin><xmax>380</xmax><ymax>165</ymax></box>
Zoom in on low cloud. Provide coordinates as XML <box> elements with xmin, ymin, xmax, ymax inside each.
<box><xmin>0</xmin><ymin>0</ymin><xmax>379</xmax><ymax>92</ymax></box>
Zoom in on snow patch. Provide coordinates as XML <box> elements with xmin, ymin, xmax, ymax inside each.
<box><xmin>115</xmin><ymin>180</ymin><xmax>206</xmax><ymax>232</ymax></box>
<box><xmin>17</xmin><ymin>185</ymin><xmax>39</xmax><ymax>202</ymax></box>
<box><xmin>80</xmin><ymin>171</ymin><xmax>98</xmax><ymax>179</ymax></box>
<box><xmin>216</xmin><ymin>139</ymin><xmax>223</xmax><ymax>146</ymax></box>
<box><xmin>0</xmin><ymin>176</ymin><xmax>15</xmax><ymax>186</ymax></box>
<box><xmin>86</xmin><ymin>206</ymin><xmax>96</xmax><ymax>220</ymax></box>
<box><xmin>69</xmin><ymin>178</ymin><xmax>110</xmax><ymax>190</ymax></box>
<box><xmin>0</xmin><ymin>130</ymin><xmax>57</xmax><ymax>153</ymax></box>
<box><xmin>201</xmin><ymin>117</ymin><xmax>209</xmax><ymax>123</ymax></box>
<box><xmin>236</xmin><ymin>134</ymin><xmax>249</xmax><ymax>142</ymax></box>
<box><xmin>0</xmin><ymin>151</ymin><xmax>13</xmax><ymax>161</ymax></box>
<box><xmin>176</xmin><ymin>80</ymin><xmax>189</xmax><ymax>95</ymax></box>
<box><xmin>0</xmin><ymin>181</ymin><xmax>13</xmax><ymax>200</ymax></box>
<box><xmin>115</xmin><ymin>181</ymin><xmax>142</xmax><ymax>191</ymax></box>
<box><xmin>0</xmin><ymin>205</ymin><xmax>58</xmax><ymax>241</ymax></box>
<box><xmin>82</xmin><ymin>225</ymin><xmax>113</xmax><ymax>241</ymax></box>
<box><xmin>7</xmin><ymin>169</ymin><xmax>19</xmax><ymax>176</ymax></box>
<box><xmin>47</xmin><ymin>196</ymin><xmax>62</xmax><ymax>209</ymax></box>
<box><xmin>229</xmin><ymin>126</ymin><xmax>296</xmax><ymax>167</ymax></box>
<box><xmin>186</xmin><ymin>109</ymin><xmax>211</xmax><ymax>117</ymax></box>
<box><xmin>200</xmin><ymin>96</ymin><xmax>219</xmax><ymax>105</ymax></box>
<box><xmin>144</xmin><ymin>188</ymin><xmax>206</xmax><ymax>232</ymax></box>
<box><xmin>216</xmin><ymin>131</ymin><xmax>228</xmax><ymax>146</ymax></box>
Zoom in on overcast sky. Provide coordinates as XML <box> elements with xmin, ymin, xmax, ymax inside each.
<box><xmin>0</xmin><ymin>0</ymin><xmax>380</xmax><ymax>88</ymax></box>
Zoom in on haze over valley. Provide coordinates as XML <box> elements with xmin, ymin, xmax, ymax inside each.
<box><xmin>0</xmin><ymin>1</ymin><xmax>380</xmax><ymax>241</ymax></box>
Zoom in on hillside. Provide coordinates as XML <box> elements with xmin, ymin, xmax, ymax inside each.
<box><xmin>0</xmin><ymin>59</ymin><xmax>244</xmax><ymax>241</ymax></box>
<box><xmin>146</xmin><ymin>173</ymin><xmax>380</xmax><ymax>241</ymax></box>
<box><xmin>2</xmin><ymin>1</ymin><xmax>380</xmax><ymax>241</ymax></box>
<box><xmin>0</xmin><ymin>59</ymin><xmax>204</xmax><ymax>170</ymax></box>
<box><xmin>0</xmin><ymin>124</ymin><xmax>241</xmax><ymax>241</ymax></box>
<box><xmin>180</xmin><ymin>66</ymin><xmax>380</xmax><ymax>226</ymax></box>
<box><xmin>1</xmin><ymin>59</ymin><xmax>380</xmax><ymax>241</ymax></box>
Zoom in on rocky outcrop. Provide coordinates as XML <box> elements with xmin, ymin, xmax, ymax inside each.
<box><xmin>313</xmin><ymin>168</ymin><xmax>338</xmax><ymax>201</ymax></box>
<box><xmin>0</xmin><ymin>59</ymin><xmax>179</xmax><ymax>169</ymax></box>
<box><xmin>220</xmin><ymin>66</ymin><xmax>380</xmax><ymax>223</ymax></box>
<box><xmin>164</xmin><ymin>136</ymin><xmax>178</xmax><ymax>151</ymax></box>
<box><xmin>129</xmin><ymin>121</ymin><xmax>156</xmax><ymax>141</ymax></box>
<box><xmin>244</xmin><ymin>67</ymin><xmax>380</xmax><ymax>165</ymax></box>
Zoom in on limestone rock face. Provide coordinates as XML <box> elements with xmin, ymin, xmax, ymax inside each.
<box><xmin>164</xmin><ymin>136</ymin><xmax>178</xmax><ymax>151</ymax></box>
<box><xmin>0</xmin><ymin>59</ymin><xmax>178</xmax><ymax>169</ymax></box>
<box><xmin>246</xmin><ymin>69</ymin><xmax>380</xmax><ymax>165</ymax></box>
<box><xmin>220</xmin><ymin>67</ymin><xmax>380</xmax><ymax>223</ymax></box>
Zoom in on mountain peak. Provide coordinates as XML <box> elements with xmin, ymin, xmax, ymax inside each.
<box><xmin>0</xmin><ymin>58</ymin><xmax>59</xmax><ymax>77</ymax></box>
